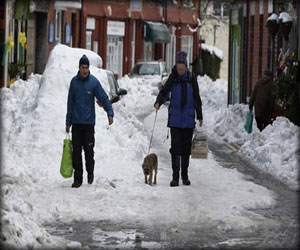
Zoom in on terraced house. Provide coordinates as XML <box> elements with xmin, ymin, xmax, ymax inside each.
<box><xmin>1</xmin><ymin>0</ymin><xmax>202</xmax><ymax>87</ymax></box>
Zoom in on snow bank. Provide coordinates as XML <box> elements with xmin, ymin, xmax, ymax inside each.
<box><xmin>0</xmin><ymin>44</ymin><xmax>296</xmax><ymax>249</ymax></box>
<box><xmin>0</xmin><ymin>45</ymin><xmax>157</xmax><ymax>248</ymax></box>
<box><xmin>279</xmin><ymin>12</ymin><xmax>293</xmax><ymax>23</ymax></box>
<box><xmin>199</xmin><ymin>75</ymin><xmax>299</xmax><ymax>189</ymax></box>
<box><xmin>267</xmin><ymin>13</ymin><xmax>279</xmax><ymax>22</ymax></box>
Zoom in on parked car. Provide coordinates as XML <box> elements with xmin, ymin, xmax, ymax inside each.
<box><xmin>47</xmin><ymin>44</ymin><xmax>127</xmax><ymax>105</ymax></box>
<box><xmin>129</xmin><ymin>61</ymin><xmax>169</xmax><ymax>89</ymax></box>
<box><xmin>96</xmin><ymin>68</ymin><xmax>127</xmax><ymax>105</ymax></box>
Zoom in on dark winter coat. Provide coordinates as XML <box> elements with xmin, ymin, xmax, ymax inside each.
<box><xmin>155</xmin><ymin>67</ymin><xmax>203</xmax><ymax>128</ymax></box>
<box><xmin>66</xmin><ymin>71</ymin><xmax>114</xmax><ymax>126</ymax></box>
<box><xmin>249</xmin><ymin>75</ymin><xmax>274</xmax><ymax>121</ymax></box>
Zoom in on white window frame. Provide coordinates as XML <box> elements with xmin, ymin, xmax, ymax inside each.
<box><xmin>259</xmin><ymin>0</ymin><xmax>264</xmax><ymax>15</ymax></box>
<box><xmin>143</xmin><ymin>41</ymin><xmax>154</xmax><ymax>61</ymax></box>
<box><xmin>166</xmin><ymin>28</ymin><xmax>176</xmax><ymax>72</ymax></box>
<box><xmin>131</xmin><ymin>20</ymin><xmax>136</xmax><ymax>70</ymax></box>
<box><xmin>107</xmin><ymin>35</ymin><xmax>124</xmax><ymax>77</ymax></box>
<box><xmin>250</xmin><ymin>1</ymin><xmax>255</xmax><ymax>16</ymax></box>
<box><xmin>268</xmin><ymin>0</ymin><xmax>273</xmax><ymax>13</ymax></box>
<box><xmin>55</xmin><ymin>10</ymin><xmax>62</xmax><ymax>42</ymax></box>
<box><xmin>181</xmin><ymin>35</ymin><xmax>193</xmax><ymax>69</ymax></box>
<box><xmin>213</xmin><ymin>2</ymin><xmax>229</xmax><ymax>18</ymax></box>
<box><xmin>93</xmin><ymin>41</ymin><xmax>98</xmax><ymax>54</ymax></box>
<box><xmin>86</xmin><ymin>31</ymin><xmax>92</xmax><ymax>50</ymax></box>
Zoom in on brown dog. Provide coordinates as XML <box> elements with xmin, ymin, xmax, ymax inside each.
<box><xmin>142</xmin><ymin>153</ymin><xmax>158</xmax><ymax>185</ymax></box>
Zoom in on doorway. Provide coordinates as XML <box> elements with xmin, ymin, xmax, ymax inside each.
<box><xmin>35</xmin><ymin>12</ymin><xmax>47</xmax><ymax>74</ymax></box>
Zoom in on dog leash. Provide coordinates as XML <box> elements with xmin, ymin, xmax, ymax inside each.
<box><xmin>148</xmin><ymin>110</ymin><xmax>158</xmax><ymax>154</ymax></box>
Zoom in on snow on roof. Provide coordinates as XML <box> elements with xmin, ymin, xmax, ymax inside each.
<box><xmin>279</xmin><ymin>12</ymin><xmax>293</xmax><ymax>23</ymax></box>
<box><xmin>267</xmin><ymin>13</ymin><xmax>279</xmax><ymax>22</ymax></box>
<box><xmin>201</xmin><ymin>43</ymin><xmax>223</xmax><ymax>60</ymax></box>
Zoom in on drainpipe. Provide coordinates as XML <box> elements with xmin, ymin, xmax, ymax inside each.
<box><xmin>79</xmin><ymin>0</ymin><xmax>83</xmax><ymax>48</ymax></box>
<box><xmin>243</xmin><ymin>0</ymin><xmax>249</xmax><ymax>104</ymax></box>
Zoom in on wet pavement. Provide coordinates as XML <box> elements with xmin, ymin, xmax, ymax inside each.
<box><xmin>46</xmin><ymin>138</ymin><xmax>299</xmax><ymax>250</ymax></box>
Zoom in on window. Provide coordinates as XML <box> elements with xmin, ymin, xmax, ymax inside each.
<box><xmin>93</xmin><ymin>41</ymin><xmax>98</xmax><ymax>54</ymax></box>
<box><xmin>259</xmin><ymin>15</ymin><xmax>263</xmax><ymax>77</ymax></box>
<box><xmin>166</xmin><ymin>32</ymin><xmax>176</xmax><ymax>72</ymax></box>
<box><xmin>213</xmin><ymin>2</ymin><xmax>229</xmax><ymax>17</ymax></box>
<box><xmin>130</xmin><ymin>0</ymin><xmax>142</xmax><ymax>11</ymax></box>
<box><xmin>107</xmin><ymin>36</ymin><xmax>123</xmax><ymax>77</ymax></box>
<box><xmin>143</xmin><ymin>41</ymin><xmax>154</xmax><ymax>61</ymax></box>
<box><xmin>55</xmin><ymin>10</ymin><xmax>62</xmax><ymax>42</ymax></box>
<box><xmin>268</xmin><ymin>0</ymin><xmax>273</xmax><ymax>13</ymax></box>
<box><xmin>181</xmin><ymin>35</ymin><xmax>193</xmax><ymax>68</ymax></box>
<box><xmin>249</xmin><ymin>16</ymin><xmax>254</xmax><ymax>93</ymax></box>
<box><xmin>106</xmin><ymin>71</ymin><xmax>118</xmax><ymax>96</ymax></box>
<box><xmin>86</xmin><ymin>31</ymin><xmax>92</xmax><ymax>50</ymax></box>
<box><xmin>223</xmin><ymin>3</ymin><xmax>229</xmax><ymax>17</ymax></box>
<box><xmin>213</xmin><ymin>2</ymin><xmax>221</xmax><ymax>16</ymax></box>
<box><xmin>259</xmin><ymin>0</ymin><xmax>264</xmax><ymax>14</ymax></box>
<box><xmin>131</xmin><ymin>21</ymin><xmax>136</xmax><ymax>70</ymax></box>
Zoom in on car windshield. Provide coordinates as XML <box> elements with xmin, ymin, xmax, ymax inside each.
<box><xmin>106</xmin><ymin>72</ymin><xmax>118</xmax><ymax>95</ymax></box>
<box><xmin>132</xmin><ymin>63</ymin><xmax>160</xmax><ymax>75</ymax></box>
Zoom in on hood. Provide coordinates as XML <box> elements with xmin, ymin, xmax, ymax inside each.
<box><xmin>258</xmin><ymin>75</ymin><xmax>272</xmax><ymax>85</ymax></box>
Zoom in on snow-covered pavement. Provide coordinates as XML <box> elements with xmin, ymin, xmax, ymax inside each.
<box><xmin>1</xmin><ymin>45</ymin><xmax>299</xmax><ymax>249</ymax></box>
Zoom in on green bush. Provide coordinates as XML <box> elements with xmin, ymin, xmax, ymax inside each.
<box><xmin>276</xmin><ymin>60</ymin><xmax>300</xmax><ymax>126</ymax></box>
<box><xmin>8</xmin><ymin>62</ymin><xmax>25</xmax><ymax>79</ymax></box>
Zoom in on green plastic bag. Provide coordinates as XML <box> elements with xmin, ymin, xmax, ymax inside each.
<box><xmin>60</xmin><ymin>134</ymin><xmax>73</xmax><ymax>178</ymax></box>
<box><xmin>244</xmin><ymin>110</ymin><xmax>253</xmax><ymax>134</ymax></box>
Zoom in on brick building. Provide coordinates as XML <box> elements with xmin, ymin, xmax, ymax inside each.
<box><xmin>80</xmin><ymin>0</ymin><xmax>201</xmax><ymax>78</ymax></box>
<box><xmin>1</xmin><ymin>0</ymin><xmax>201</xmax><ymax>87</ymax></box>
<box><xmin>228</xmin><ymin>0</ymin><xmax>300</xmax><ymax>105</ymax></box>
<box><xmin>0</xmin><ymin>0</ymin><xmax>81</xmax><ymax>87</ymax></box>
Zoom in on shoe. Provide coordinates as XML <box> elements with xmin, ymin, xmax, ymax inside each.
<box><xmin>182</xmin><ymin>179</ymin><xmax>191</xmax><ymax>185</ymax></box>
<box><xmin>71</xmin><ymin>181</ymin><xmax>82</xmax><ymax>188</ymax></box>
<box><xmin>170</xmin><ymin>180</ymin><xmax>179</xmax><ymax>187</ymax></box>
<box><xmin>88</xmin><ymin>173</ymin><xmax>94</xmax><ymax>184</ymax></box>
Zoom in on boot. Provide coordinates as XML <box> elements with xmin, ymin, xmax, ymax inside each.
<box><xmin>181</xmin><ymin>155</ymin><xmax>191</xmax><ymax>185</ymax></box>
<box><xmin>87</xmin><ymin>173</ymin><xmax>94</xmax><ymax>184</ymax></box>
<box><xmin>71</xmin><ymin>181</ymin><xmax>82</xmax><ymax>188</ymax></box>
<box><xmin>170</xmin><ymin>154</ymin><xmax>180</xmax><ymax>187</ymax></box>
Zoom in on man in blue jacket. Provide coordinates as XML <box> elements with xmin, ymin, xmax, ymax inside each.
<box><xmin>66</xmin><ymin>55</ymin><xmax>114</xmax><ymax>188</ymax></box>
<box><xmin>154</xmin><ymin>51</ymin><xmax>203</xmax><ymax>187</ymax></box>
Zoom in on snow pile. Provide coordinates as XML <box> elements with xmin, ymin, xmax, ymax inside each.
<box><xmin>1</xmin><ymin>75</ymin><xmax>65</xmax><ymax>249</ymax></box>
<box><xmin>0</xmin><ymin>44</ymin><xmax>296</xmax><ymax>249</ymax></box>
<box><xmin>0</xmin><ymin>45</ymin><xmax>155</xmax><ymax>248</ymax></box>
<box><xmin>201</xmin><ymin>43</ymin><xmax>223</xmax><ymax>60</ymax></box>
<box><xmin>279</xmin><ymin>12</ymin><xmax>293</xmax><ymax>23</ymax></box>
<box><xmin>199</xmin><ymin>75</ymin><xmax>299</xmax><ymax>189</ymax></box>
<box><xmin>267</xmin><ymin>13</ymin><xmax>279</xmax><ymax>22</ymax></box>
<box><xmin>240</xmin><ymin>117</ymin><xmax>299</xmax><ymax>189</ymax></box>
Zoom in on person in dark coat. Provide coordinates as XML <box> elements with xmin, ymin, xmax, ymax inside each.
<box><xmin>249</xmin><ymin>69</ymin><xmax>274</xmax><ymax>131</ymax></box>
<box><xmin>154</xmin><ymin>51</ymin><xmax>203</xmax><ymax>187</ymax></box>
<box><xmin>66</xmin><ymin>55</ymin><xmax>114</xmax><ymax>188</ymax></box>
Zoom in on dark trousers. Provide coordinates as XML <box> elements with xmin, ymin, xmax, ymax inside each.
<box><xmin>72</xmin><ymin>124</ymin><xmax>95</xmax><ymax>183</ymax></box>
<box><xmin>255</xmin><ymin>117</ymin><xmax>270</xmax><ymax>132</ymax></box>
<box><xmin>170</xmin><ymin>127</ymin><xmax>193</xmax><ymax>181</ymax></box>
<box><xmin>171</xmin><ymin>154</ymin><xmax>190</xmax><ymax>181</ymax></box>
<box><xmin>170</xmin><ymin>127</ymin><xmax>193</xmax><ymax>156</ymax></box>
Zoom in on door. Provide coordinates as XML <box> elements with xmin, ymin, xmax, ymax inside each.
<box><xmin>106</xmin><ymin>35</ymin><xmax>123</xmax><ymax>77</ymax></box>
<box><xmin>35</xmin><ymin>12</ymin><xmax>47</xmax><ymax>74</ymax></box>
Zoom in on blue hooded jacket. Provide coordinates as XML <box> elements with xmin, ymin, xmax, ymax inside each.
<box><xmin>66</xmin><ymin>71</ymin><xmax>114</xmax><ymax>126</ymax></box>
<box><xmin>155</xmin><ymin>67</ymin><xmax>202</xmax><ymax>129</ymax></box>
